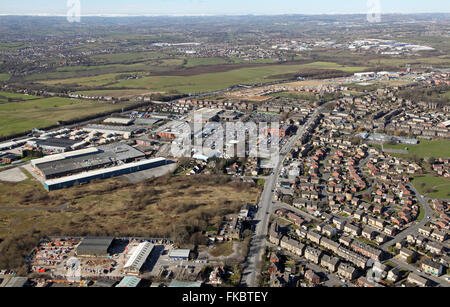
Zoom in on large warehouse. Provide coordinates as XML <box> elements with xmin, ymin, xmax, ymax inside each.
<box><xmin>27</xmin><ymin>138</ymin><xmax>79</xmax><ymax>153</ymax></box>
<box><xmin>83</xmin><ymin>124</ymin><xmax>139</xmax><ymax>139</ymax></box>
<box><xmin>34</xmin><ymin>144</ymin><xmax>145</xmax><ymax>180</ymax></box>
<box><xmin>43</xmin><ymin>158</ymin><xmax>167</xmax><ymax>191</ymax></box>
<box><xmin>76</xmin><ymin>237</ymin><xmax>114</xmax><ymax>257</ymax></box>
<box><xmin>123</xmin><ymin>242</ymin><xmax>155</xmax><ymax>275</ymax></box>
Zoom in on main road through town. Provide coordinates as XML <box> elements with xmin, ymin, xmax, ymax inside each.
<box><xmin>240</xmin><ymin>107</ymin><xmax>323</xmax><ymax>287</ymax></box>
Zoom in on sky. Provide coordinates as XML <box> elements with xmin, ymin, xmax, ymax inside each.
<box><xmin>1</xmin><ymin>0</ymin><xmax>449</xmax><ymax>16</ymax></box>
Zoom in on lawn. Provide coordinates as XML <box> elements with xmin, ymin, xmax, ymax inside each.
<box><xmin>0</xmin><ymin>97</ymin><xmax>139</xmax><ymax>137</ymax></box>
<box><xmin>383</xmin><ymin>140</ymin><xmax>450</xmax><ymax>159</ymax></box>
<box><xmin>412</xmin><ymin>175</ymin><xmax>450</xmax><ymax>199</ymax></box>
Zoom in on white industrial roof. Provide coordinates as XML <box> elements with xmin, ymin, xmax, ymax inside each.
<box><xmin>44</xmin><ymin>157</ymin><xmax>166</xmax><ymax>186</ymax></box>
<box><xmin>124</xmin><ymin>242</ymin><xmax>154</xmax><ymax>271</ymax></box>
<box><xmin>31</xmin><ymin>147</ymin><xmax>99</xmax><ymax>166</ymax></box>
<box><xmin>169</xmin><ymin>249</ymin><xmax>190</xmax><ymax>258</ymax></box>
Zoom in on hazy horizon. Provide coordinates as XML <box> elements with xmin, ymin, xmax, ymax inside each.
<box><xmin>1</xmin><ymin>0</ymin><xmax>449</xmax><ymax>16</ymax></box>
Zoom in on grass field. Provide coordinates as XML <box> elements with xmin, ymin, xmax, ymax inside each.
<box><xmin>40</xmin><ymin>62</ymin><xmax>368</xmax><ymax>95</ymax></box>
<box><xmin>184</xmin><ymin>57</ymin><xmax>229</xmax><ymax>68</ymax></box>
<box><xmin>412</xmin><ymin>175</ymin><xmax>450</xmax><ymax>199</ymax></box>
<box><xmin>74</xmin><ymin>89</ymin><xmax>161</xmax><ymax>99</ymax></box>
<box><xmin>0</xmin><ymin>91</ymin><xmax>39</xmax><ymax>103</ymax></box>
<box><xmin>0</xmin><ymin>97</ymin><xmax>139</xmax><ymax>137</ymax></box>
<box><xmin>0</xmin><ymin>174</ymin><xmax>261</xmax><ymax>269</ymax></box>
<box><xmin>383</xmin><ymin>140</ymin><xmax>450</xmax><ymax>159</ymax></box>
<box><xmin>210</xmin><ymin>241</ymin><xmax>234</xmax><ymax>257</ymax></box>
<box><xmin>0</xmin><ymin>74</ymin><xmax>10</xmax><ymax>82</ymax></box>
<box><xmin>0</xmin><ymin>42</ymin><xmax>30</xmax><ymax>50</ymax></box>
<box><xmin>368</xmin><ymin>56</ymin><xmax>450</xmax><ymax>68</ymax></box>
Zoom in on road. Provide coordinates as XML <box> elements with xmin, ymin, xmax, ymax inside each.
<box><xmin>240</xmin><ymin>107</ymin><xmax>322</xmax><ymax>287</ymax></box>
<box><xmin>380</xmin><ymin>183</ymin><xmax>433</xmax><ymax>251</ymax></box>
<box><xmin>387</xmin><ymin>257</ymin><xmax>449</xmax><ymax>287</ymax></box>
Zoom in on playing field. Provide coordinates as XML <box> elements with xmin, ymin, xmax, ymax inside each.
<box><xmin>412</xmin><ymin>175</ymin><xmax>450</xmax><ymax>199</ymax></box>
<box><xmin>0</xmin><ymin>97</ymin><xmax>138</xmax><ymax>137</ymax></box>
<box><xmin>383</xmin><ymin>140</ymin><xmax>450</xmax><ymax>159</ymax></box>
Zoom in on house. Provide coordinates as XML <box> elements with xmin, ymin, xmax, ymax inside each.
<box><xmin>269</xmin><ymin>223</ymin><xmax>282</xmax><ymax>246</ymax></box>
<box><xmin>304</xmin><ymin>269</ymin><xmax>321</xmax><ymax>285</ymax></box>
<box><xmin>304</xmin><ymin>247</ymin><xmax>323</xmax><ymax>264</ymax></box>
<box><xmin>418</xmin><ymin>226</ymin><xmax>432</xmax><ymax>237</ymax></box>
<box><xmin>321</xmin><ymin>225</ymin><xmax>338</xmax><ymax>237</ymax></box>
<box><xmin>337</xmin><ymin>263</ymin><xmax>359</xmax><ymax>280</ymax></box>
<box><xmin>430</xmin><ymin>230</ymin><xmax>447</xmax><ymax>242</ymax></box>
<box><xmin>280</xmin><ymin>236</ymin><xmax>305</xmax><ymax>257</ymax></box>
<box><xmin>320</xmin><ymin>237</ymin><xmax>340</xmax><ymax>253</ymax></box>
<box><xmin>350</xmin><ymin>240</ymin><xmax>384</xmax><ymax>260</ymax></box>
<box><xmin>320</xmin><ymin>255</ymin><xmax>340</xmax><ymax>272</ymax></box>
<box><xmin>387</xmin><ymin>268</ymin><xmax>402</xmax><ymax>282</ymax></box>
<box><xmin>362</xmin><ymin>227</ymin><xmax>377</xmax><ymax>240</ymax></box>
<box><xmin>376</xmin><ymin>234</ymin><xmax>388</xmax><ymax>244</ymax></box>
<box><xmin>339</xmin><ymin>236</ymin><xmax>353</xmax><ymax>247</ymax></box>
<box><xmin>425</xmin><ymin>241</ymin><xmax>444</xmax><ymax>254</ymax></box>
<box><xmin>407</xmin><ymin>273</ymin><xmax>430</xmax><ymax>287</ymax></box>
<box><xmin>307</xmin><ymin>231</ymin><xmax>322</xmax><ymax>245</ymax></box>
<box><xmin>353</xmin><ymin>210</ymin><xmax>366</xmax><ymax>221</ymax></box>
<box><xmin>344</xmin><ymin>224</ymin><xmax>361</xmax><ymax>236</ymax></box>
<box><xmin>399</xmin><ymin>248</ymin><xmax>415</xmax><ymax>263</ymax></box>
<box><xmin>357</xmin><ymin>276</ymin><xmax>383</xmax><ymax>287</ymax></box>
<box><xmin>383</xmin><ymin>225</ymin><xmax>397</xmax><ymax>236</ymax></box>
<box><xmin>421</xmin><ymin>259</ymin><xmax>444</xmax><ymax>277</ymax></box>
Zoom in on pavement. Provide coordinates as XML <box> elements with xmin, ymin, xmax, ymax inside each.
<box><xmin>0</xmin><ymin>166</ymin><xmax>27</xmax><ymax>182</ymax></box>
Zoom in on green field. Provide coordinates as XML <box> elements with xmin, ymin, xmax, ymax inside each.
<box><xmin>0</xmin><ymin>91</ymin><xmax>39</xmax><ymax>103</ymax></box>
<box><xmin>0</xmin><ymin>97</ymin><xmax>138</xmax><ymax>137</ymax></box>
<box><xmin>412</xmin><ymin>175</ymin><xmax>450</xmax><ymax>199</ymax></box>
<box><xmin>368</xmin><ymin>56</ymin><xmax>450</xmax><ymax>68</ymax></box>
<box><xmin>0</xmin><ymin>42</ymin><xmax>30</xmax><ymax>50</ymax></box>
<box><xmin>184</xmin><ymin>57</ymin><xmax>229</xmax><ymax>67</ymax></box>
<box><xmin>383</xmin><ymin>140</ymin><xmax>450</xmax><ymax>159</ymax></box>
<box><xmin>40</xmin><ymin>62</ymin><xmax>368</xmax><ymax>95</ymax></box>
<box><xmin>0</xmin><ymin>74</ymin><xmax>10</xmax><ymax>82</ymax></box>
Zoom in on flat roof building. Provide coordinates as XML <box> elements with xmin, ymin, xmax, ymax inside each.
<box><xmin>35</xmin><ymin>144</ymin><xmax>145</xmax><ymax>180</ymax></box>
<box><xmin>76</xmin><ymin>237</ymin><xmax>114</xmax><ymax>257</ymax></box>
<box><xmin>169</xmin><ymin>249</ymin><xmax>190</xmax><ymax>261</ymax></box>
<box><xmin>116</xmin><ymin>276</ymin><xmax>141</xmax><ymax>287</ymax></box>
<box><xmin>103</xmin><ymin>117</ymin><xmax>135</xmax><ymax>125</ymax></box>
<box><xmin>28</xmin><ymin>138</ymin><xmax>79</xmax><ymax>153</ymax></box>
<box><xmin>44</xmin><ymin>158</ymin><xmax>167</xmax><ymax>191</ymax></box>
